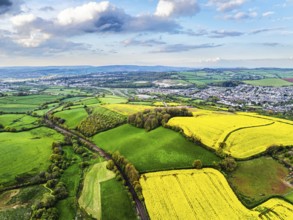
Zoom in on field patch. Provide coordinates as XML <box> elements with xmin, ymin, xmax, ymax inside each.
<box><xmin>0</xmin><ymin>127</ymin><xmax>63</xmax><ymax>186</ymax></box>
<box><xmin>92</xmin><ymin>124</ymin><xmax>220</xmax><ymax>172</ymax></box>
<box><xmin>229</xmin><ymin>157</ymin><xmax>292</xmax><ymax>205</ymax></box>
<box><xmin>99</xmin><ymin>95</ymin><xmax>128</xmax><ymax>104</ymax></box>
<box><xmin>54</xmin><ymin>107</ymin><xmax>88</xmax><ymax>129</ymax></box>
<box><xmin>101</xmin><ymin>179</ymin><xmax>137</xmax><ymax>220</ymax></box>
<box><xmin>103</xmin><ymin>103</ymin><xmax>154</xmax><ymax>115</ymax></box>
<box><xmin>168</xmin><ymin>111</ymin><xmax>293</xmax><ymax>158</ymax></box>
<box><xmin>168</xmin><ymin>112</ymin><xmax>269</xmax><ymax>149</ymax></box>
<box><xmin>140</xmin><ymin>168</ymin><xmax>293</xmax><ymax>220</ymax></box>
<box><xmin>0</xmin><ymin>114</ymin><xmax>38</xmax><ymax>130</ymax></box>
<box><xmin>77</xmin><ymin>106</ymin><xmax>126</xmax><ymax>136</ymax></box>
<box><xmin>0</xmin><ymin>95</ymin><xmax>63</xmax><ymax>113</ymax></box>
<box><xmin>244</xmin><ymin>78</ymin><xmax>293</xmax><ymax>87</ymax></box>
<box><xmin>226</xmin><ymin>121</ymin><xmax>293</xmax><ymax>158</ymax></box>
<box><xmin>78</xmin><ymin>161</ymin><xmax>115</xmax><ymax>219</ymax></box>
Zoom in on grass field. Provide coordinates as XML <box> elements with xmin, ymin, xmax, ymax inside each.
<box><xmin>101</xmin><ymin>179</ymin><xmax>138</xmax><ymax>220</ymax></box>
<box><xmin>99</xmin><ymin>95</ymin><xmax>128</xmax><ymax>104</ymax></box>
<box><xmin>73</xmin><ymin>97</ymin><xmax>100</xmax><ymax>106</ymax></box>
<box><xmin>168</xmin><ymin>110</ymin><xmax>293</xmax><ymax>158</ymax></box>
<box><xmin>42</xmin><ymin>88</ymin><xmax>87</xmax><ymax>95</ymax></box>
<box><xmin>78</xmin><ymin>161</ymin><xmax>115</xmax><ymax>219</ymax></box>
<box><xmin>57</xmin><ymin>147</ymin><xmax>83</xmax><ymax>220</ymax></box>
<box><xmin>229</xmin><ymin>157</ymin><xmax>292</xmax><ymax>205</ymax></box>
<box><xmin>0</xmin><ymin>95</ymin><xmax>63</xmax><ymax>112</ymax></box>
<box><xmin>0</xmin><ymin>127</ymin><xmax>63</xmax><ymax>186</ymax></box>
<box><xmin>54</xmin><ymin>107</ymin><xmax>88</xmax><ymax>129</ymax></box>
<box><xmin>140</xmin><ymin>168</ymin><xmax>293</xmax><ymax>220</ymax></box>
<box><xmin>0</xmin><ymin>114</ymin><xmax>38</xmax><ymax>130</ymax></box>
<box><xmin>103</xmin><ymin>103</ymin><xmax>154</xmax><ymax>115</ymax></box>
<box><xmin>92</xmin><ymin>124</ymin><xmax>220</xmax><ymax>172</ymax></box>
<box><xmin>244</xmin><ymin>78</ymin><xmax>293</xmax><ymax>87</ymax></box>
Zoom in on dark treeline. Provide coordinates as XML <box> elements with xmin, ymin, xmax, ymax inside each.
<box><xmin>107</xmin><ymin>152</ymin><xmax>143</xmax><ymax>200</ymax></box>
<box><xmin>128</xmin><ymin>107</ymin><xmax>192</xmax><ymax>131</ymax></box>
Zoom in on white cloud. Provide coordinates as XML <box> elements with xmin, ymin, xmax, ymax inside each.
<box><xmin>57</xmin><ymin>1</ymin><xmax>112</xmax><ymax>25</ymax></box>
<box><xmin>11</xmin><ymin>13</ymin><xmax>36</xmax><ymax>26</ymax></box>
<box><xmin>15</xmin><ymin>29</ymin><xmax>50</xmax><ymax>47</ymax></box>
<box><xmin>208</xmin><ymin>0</ymin><xmax>246</xmax><ymax>12</ymax></box>
<box><xmin>155</xmin><ymin>0</ymin><xmax>199</xmax><ymax>17</ymax></box>
<box><xmin>225</xmin><ymin>10</ymin><xmax>258</xmax><ymax>20</ymax></box>
<box><xmin>262</xmin><ymin>11</ymin><xmax>274</xmax><ymax>17</ymax></box>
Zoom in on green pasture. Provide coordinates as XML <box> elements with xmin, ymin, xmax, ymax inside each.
<box><xmin>101</xmin><ymin>179</ymin><xmax>138</xmax><ymax>220</ymax></box>
<box><xmin>57</xmin><ymin>147</ymin><xmax>83</xmax><ymax>220</ymax></box>
<box><xmin>78</xmin><ymin>161</ymin><xmax>115</xmax><ymax>219</ymax></box>
<box><xmin>54</xmin><ymin>107</ymin><xmax>88</xmax><ymax>129</ymax></box>
<box><xmin>0</xmin><ymin>114</ymin><xmax>38</xmax><ymax>130</ymax></box>
<box><xmin>0</xmin><ymin>95</ymin><xmax>63</xmax><ymax>113</ymax></box>
<box><xmin>0</xmin><ymin>127</ymin><xmax>63</xmax><ymax>186</ymax></box>
<box><xmin>229</xmin><ymin>157</ymin><xmax>292</xmax><ymax>206</ymax></box>
<box><xmin>92</xmin><ymin>124</ymin><xmax>220</xmax><ymax>172</ymax></box>
<box><xmin>99</xmin><ymin>95</ymin><xmax>128</xmax><ymax>104</ymax></box>
<box><xmin>244</xmin><ymin>78</ymin><xmax>293</xmax><ymax>87</ymax></box>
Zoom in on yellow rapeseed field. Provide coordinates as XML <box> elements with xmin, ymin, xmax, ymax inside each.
<box><xmin>226</xmin><ymin>121</ymin><xmax>293</xmax><ymax>158</ymax></box>
<box><xmin>153</xmin><ymin>102</ymin><xmax>180</xmax><ymax>107</ymax></box>
<box><xmin>167</xmin><ymin>112</ymin><xmax>270</xmax><ymax>149</ymax></box>
<box><xmin>140</xmin><ymin>169</ymin><xmax>293</xmax><ymax>220</ymax></box>
<box><xmin>168</xmin><ymin>110</ymin><xmax>293</xmax><ymax>158</ymax></box>
<box><xmin>254</xmin><ymin>198</ymin><xmax>293</xmax><ymax>220</ymax></box>
<box><xmin>103</xmin><ymin>104</ymin><xmax>154</xmax><ymax>115</ymax></box>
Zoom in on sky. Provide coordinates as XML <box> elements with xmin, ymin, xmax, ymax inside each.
<box><xmin>0</xmin><ymin>0</ymin><xmax>293</xmax><ymax>67</ymax></box>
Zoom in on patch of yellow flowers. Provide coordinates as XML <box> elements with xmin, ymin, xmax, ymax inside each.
<box><xmin>103</xmin><ymin>104</ymin><xmax>154</xmax><ymax>115</ymax></box>
<box><xmin>167</xmin><ymin>110</ymin><xmax>293</xmax><ymax>158</ymax></box>
<box><xmin>140</xmin><ymin>169</ymin><xmax>293</xmax><ymax>220</ymax></box>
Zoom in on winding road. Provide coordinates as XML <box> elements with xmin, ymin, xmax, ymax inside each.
<box><xmin>44</xmin><ymin>118</ymin><xmax>149</xmax><ymax>220</ymax></box>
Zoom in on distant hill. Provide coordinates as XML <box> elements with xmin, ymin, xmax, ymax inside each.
<box><xmin>0</xmin><ymin>65</ymin><xmax>192</xmax><ymax>79</ymax></box>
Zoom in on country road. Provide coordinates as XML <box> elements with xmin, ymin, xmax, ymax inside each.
<box><xmin>44</xmin><ymin>119</ymin><xmax>149</xmax><ymax>220</ymax></box>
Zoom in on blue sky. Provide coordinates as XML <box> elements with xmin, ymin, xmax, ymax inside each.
<box><xmin>0</xmin><ymin>0</ymin><xmax>292</xmax><ymax>67</ymax></box>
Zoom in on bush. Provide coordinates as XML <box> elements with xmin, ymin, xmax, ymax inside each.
<box><xmin>192</xmin><ymin>160</ymin><xmax>202</xmax><ymax>169</ymax></box>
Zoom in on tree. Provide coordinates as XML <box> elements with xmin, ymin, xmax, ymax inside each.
<box><xmin>219</xmin><ymin>157</ymin><xmax>237</xmax><ymax>172</ymax></box>
<box><xmin>192</xmin><ymin>160</ymin><xmax>202</xmax><ymax>169</ymax></box>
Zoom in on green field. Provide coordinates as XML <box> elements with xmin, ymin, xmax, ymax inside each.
<box><xmin>229</xmin><ymin>157</ymin><xmax>292</xmax><ymax>205</ymax></box>
<box><xmin>54</xmin><ymin>107</ymin><xmax>88</xmax><ymax>129</ymax></box>
<box><xmin>78</xmin><ymin>161</ymin><xmax>115</xmax><ymax>219</ymax></box>
<box><xmin>0</xmin><ymin>114</ymin><xmax>38</xmax><ymax>130</ymax></box>
<box><xmin>99</xmin><ymin>95</ymin><xmax>128</xmax><ymax>104</ymax></box>
<box><xmin>92</xmin><ymin>124</ymin><xmax>220</xmax><ymax>172</ymax></box>
<box><xmin>101</xmin><ymin>179</ymin><xmax>138</xmax><ymax>220</ymax></box>
<box><xmin>42</xmin><ymin>88</ymin><xmax>87</xmax><ymax>95</ymax></box>
<box><xmin>74</xmin><ymin>97</ymin><xmax>100</xmax><ymax>106</ymax></box>
<box><xmin>57</xmin><ymin>147</ymin><xmax>83</xmax><ymax>220</ymax></box>
<box><xmin>244</xmin><ymin>78</ymin><xmax>293</xmax><ymax>87</ymax></box>
<box><xmin>0</xmin><ymin>95</ymin><xmax>63</xmax><ymax>113</ymax></box>
<box><xmin>0</xmin><ymin>127</ymin><xmax>63</xmax><ymax>186</ymax></box>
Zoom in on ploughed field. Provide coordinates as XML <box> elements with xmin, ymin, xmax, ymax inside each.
<box><xmin>168</xmin><ymin>110</ymin><xmax>293</xmax><ymax>158</ymax></box>
<box><xmin>140</xmin><ymin>169</ymin><xmax>293</xmax><ymax>220</ymax></box>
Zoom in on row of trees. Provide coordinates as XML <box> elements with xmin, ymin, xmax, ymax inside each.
<box><xmin>107</xmin><ymin>152</ymin><xmax>143</xmax><ymax>200</ymax></box>
<box><xmin>31</xmin><ymin>141</ymin><xmax>70</xmax><ymax>220</ymax></box>
<box><xmin>128</xmin><ymin>107</ymin><xmax>192</xmax><ymax>131</ymax></box>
